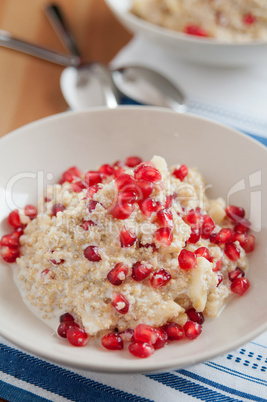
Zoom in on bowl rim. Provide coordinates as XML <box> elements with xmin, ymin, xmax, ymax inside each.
<box><xmin>1</xmin><ymin>105</ymin><xmax>267</xmax><ymax>373</ymax></box>
<box><xmin>105</xmin><ymin>0</ymin><xmax>267</xmax><ymax>47</ymax></box>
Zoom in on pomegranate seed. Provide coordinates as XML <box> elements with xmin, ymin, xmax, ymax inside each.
<box><xmin>119</xmin><ymin>329</ymin><xmax>134</xmax><ymax>342</ymax></box>
<box><xmin>134</xmin><ymin>324</ymin><xmax>158</xmax><ymax>344</ymax></box>
<box><xmin>162</xmin><ymin>322</ymin><xmax>185</xmax><ymax>341</ymax></box>
<box><xmin>194</xmin><ymin>247</ymin><xmax>213</xmax><ymax>262</ymax></box>
<box><xmin>225</xmin><ymin>205</ymin><xmax>245</xmax><ymax>222</ymax></box>
<box><xmin>60</xmin><ymin>313</ymin><xmax>74</xmax><ymax>323</ymax></box>
<box><xmin>81</xmin><ymin>220</ymin><xmax>96</xmax><ymax>230</ymax></box>
<box><xmin>243</xmin><ymin>234</ymin><xmax>255</xmax><ymax>253</ymax></box>
<box><xmin>132</xmin><ymin>261</ymin><xmax>153</xmax><ymax>281</ymax></box>
<box><xmin>118</xmin><ymin>189</ymin><xmax>138</xmax><ymax>204</ymax></box>
<box><xmin>44</xmin><ymin>196</ymin><xmax>51</xmax><ymax>203</ymax></box>
<box><xmin>109</xmin><ymin>202</ymin><xmax>134</xmax><ymax>220</ymax></box>
<box><xmin>60</xmin><ymin>166</ymin><xmax>82</xmax><ymax>184</ymax></box>
<box><xmin>70</xmin><ymin>181</ymin><xmax>87</xmax><ymax>193</ymax></box>
<box><xmin>154</xmin><ymin>227</ymin><xmax>173</xmax><ymax>246</ymax></box>
<box><xmin>0</xmin><ymin>233</ymin><xmax>19</xmax><ymax>248</ymax></box>
<box><xmin>134</xmin><ymin>163</ymin><xmax>162</xmax><ymax>183</ymax></box>
<box><xmin>67</xmin><ymin>327</ymin><xmax>89</xmax><ymax>347</ymax></box>
<box><xmin>129</xmin><ymin>342</ymin><xmax>154</xmax><ymax>358</ymax></box>
<box><xmin>210</xmin><ymin>232</ymin><xmax>219</xmax><ymax>244</ymax></box>
<box><xmin>139</xmin><ymin>198</ymin><xmax>161</xmax><ymax>218</ymax></box>
<box><xmin>84</xmin><ymin>245</ymin><xmax>101</xmax><ymax>262</ymax></box>
<box><xmin>0</xmin><ymin>246</ymin><xmax>20</xmax><ymax>263</ymax></box>
<box><xmin>173</xmin><ymin>165</ymin><xmax>188</xmax><ymax>181</ymax></box>
<box><xmin>111</xmin><ymin>294</ymin><xmax>129</xmax><ymax>314</ymax></box>
<box><xmin>216</xmin><ymin>228</ymin><xmax>234</xmax><ymax>244</ymax></box>
<box><xmin>99</xmin><ymin>164</ymin><xmax>114</xmax><ymax>176</ymax></box>
<box><xmin>86</xmin><ymin>184</ymin><xmax>101</xmax><ymax>199</ymax></box>
<box><xmin>50</xmin><ymin>258</ymin><xmax>64</xmax><ymax>265</ymax></box>
<box><xmin>187</xmin><ymin>226</ymin><xmax>200</xmax><ymax>244</ymax></box>
<box><xmin>217</xmin><ymin>273</ymin><xmax>223</xmax><ymax>287</ymax></box>
<box><xmin>150</xmin><ymin>268</ymin><xmax>171</xmax><ymax>288</ymax></box>
<box><xmin>165</xmin><ymin>194</ymin><xmax>176</xmax><ymax>209</ymax></box>
<box><xmin>138</xmin><ymin>242</ymin><xmax>157</xmax><ymax>252</ymax></box>
<box><xmin>184</xmin><ymin>24</ymin><xmax>208</xmax><ymax>37</ymax></box>
<box><xmin>113</xmin><ymin>160</ymin><xmax>123</xmax><ymax>168</ymax></box>
<box><xmin>184</xmin><ymin>321</ymin><xmax>202</xmax><ymax>339</ymax></box>
<box><xmin>157</xmin><ymin>209</ymin><xmax>173</xmax><ymax>228</ymax></box>
<box><xmin>186</xmin><ymin>308</ymin><xmax>204</xmax><ymax>324</ymax></box>
<box><xmin>125</xmin><ymin>156</ymin><xmax>143</xmax><ymax>168</ymax></box>
<box><xmin>228</xmin><ymin>267</ymin><xmax>245</xmax><ymax>282</ymax></box>
<box><xmin>52</xmin><ymin>203</ymin><xmax>65</xmax><ymax>216</ymax></box>
<box><xmin>213</xmin><ymin>258</ymin><xmax>222</xmax><ymax>272</ymax></box>
<box><xmin>41</xmin><ymin>268</ymin><xmax>53</xmax><ymax>278</ymax></box>
<box><xmin>231</xmin><ymin>277</ymin><xmax>250</xmax><ymax>296</ymax></box>
<box><xmin>115</xmin><ymin>173</ymin><xmax>135</xmax><ymax>190</ymax></box>
<box><xmin>224</xmin><ymin>243</ymin><xmax>240</xmax><ymax>261</ymax></box>
<box><xmin>24</xmin><ymin>205</ymin><xmax>37</xmax><ymax>220</ymax></box>
<box><xmin>12</xmin><ymin>227</ymin><xmax>24</xmax><ymax>239</ymax></box>
<box><xmin>114</xmin><ymin>166</ymin><xmax>125</xmax><ymax>178</ymax></box>
<box><xmin>85</xmin><ymin>171</ymin><xmax>103</xmax><ymax>186</ymax></box>
<box><xmin>101</xmin><ymin>333</ymin><xmax>124</xmax><ymax>350</ymax></box>
<box><xmin>178</xmin><ymin>249</ymin><xmax>196</xmax><ymax>270</ymax></box>
<box><xmin>153</xmin><ymin>328</ymin><xmax>168</xmax><ymax>350</ymax></box>
<box><xmin>234</xmin><ymin>219</ymin><xmax>251</xmax><ymax>233</ymax></box>
<box><xmin>120</xmin><ymin>227</ymin><xmax>137</xmax><ymax>247</ymax></box>
<box><xmin>57</xmin><ymin>321</ymin><xmax>79</xmax><ymax>338</ymax></box>
<box><xmin>8</xmin><ymin>210</ymin><xmax>22</xmax><ymax>228</ymax></box>
<box><xmin>185</xmin><ymin>209</ymin><xmax>202</xmax><ymax>226</ymax></box>
<box><xmin>87</xmin><ymin>200</ymin><xmax>100</xmax><ymax>213</ymax></box>
<box><xmin>243</xmin><ymin>13</ymin><xmax>256</xmax><ymax>25</ymax></box>
<box><xmin>136</xmin><ymin>180</ymin><xmax>154</xmax><ymax>199</ymax></box>
<box><xmin>107</xmin><ymin>262</ymin><xmax>128</xmax><ymax>286</ymax></box>
<box><xmin>200</xmin><ymin>215</ymin><xmax>215</xmax><ymax>239</ymax></box>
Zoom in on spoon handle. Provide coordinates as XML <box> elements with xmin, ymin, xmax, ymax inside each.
<box><xmin>0</xmin><ymin>30</ymin><xmax>80</xmax><ymax>67</ymax></box>
<box><xmin>45</xmin><ymin>4</ymin><xmax>81</xmax><ymax>58</ymax></box>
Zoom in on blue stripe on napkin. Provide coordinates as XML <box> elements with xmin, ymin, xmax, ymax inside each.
<box><xmin>0</xmin><ymin>380</ymin><xmax>51</xmax><ymax>402</ymax></box>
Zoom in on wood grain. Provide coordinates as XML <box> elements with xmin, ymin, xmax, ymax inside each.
<box><xmin>0</xmin><ymin>0</ymin><xmax>132</xmax><ymax>138</ymax></box>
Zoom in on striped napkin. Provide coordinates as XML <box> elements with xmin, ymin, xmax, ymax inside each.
<box><xmin>1</xmin><ymin>36</ymin><xmax>267</xmax><ymax>402</ymax></box>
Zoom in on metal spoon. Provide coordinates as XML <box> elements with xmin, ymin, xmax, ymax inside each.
<box><xmin>46</xmin><ymin>4</ymin><xmax>186</xmax><ymax>112</ymax></box>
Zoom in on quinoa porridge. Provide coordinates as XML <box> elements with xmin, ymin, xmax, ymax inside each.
<box><xmin>1</xmin><ymin>155</ymin><xmax>255</xmax><ymax>358</ymax></box>
<box><xmin>131</xmin><ymin>0</ymin><xmax>267</xmax><ymax>42</ymax></box>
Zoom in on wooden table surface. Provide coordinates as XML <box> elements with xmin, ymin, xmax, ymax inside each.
<box><xmin>0</xmin><ymin>0</ymin><xmax>132</xmax><ymax>138</ymax></box>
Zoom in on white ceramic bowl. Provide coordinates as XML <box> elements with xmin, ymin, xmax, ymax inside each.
<box><xmin>105</xmin><ymin>0</ymin><xmax>267</xmax><ymax>66</ymax></box>
<box><xmin>0</xmin><ymin>107</ymin><xmax>267</xmax><ymax>373</ymax></box>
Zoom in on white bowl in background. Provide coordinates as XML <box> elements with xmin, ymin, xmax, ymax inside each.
<box><xmin>105</xmin><ymin>0</ymin><xmax>267</xmax><ymax>66</ymax></box>
<box><xmin>0</xmin><ymin>107</ymin><xmax>267</xmax><ymax>373</ymax></box>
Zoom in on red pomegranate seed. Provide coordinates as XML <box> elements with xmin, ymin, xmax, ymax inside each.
<box><xmin>107</xmin><ymin>262</ymin><xmax>128</xmax><ymax>286</ymax></box>
<box><xmin>224</xmin><ymin>243</ymin><xmax>240</xmax><ymax>261</ymax></box>
<box><xmin>81</xmin><ymin>220</ymin><xmax>96</xmax><ymax>230</ymax></box>
<box><xmin>154</xmin><ymin>227</ymin><xmax>173</xmax><ymax>246</ymax></box>
<box><xmin>86</xmin><ymin>184</ymin><xmax>101</xmax><ymax>199</ymax></box>
<box><xmin>109</xmin><ymin>202</ymin><xmax>134</xmax><ymax>220</ymax></box>
<box><xmin>67</xmin><ymin>327</ymin><xmax>89</xmax><ymax>346</ymax></box>
<box><xmin>24</xmin><ymin>205</ymin><xmax>37</xmax><ymax>220</ymax></box>
<box><xmin>185</xmin><ymin>209</ymin><xmax>202</xmax><ymax>226</ymax></box>
<box><xmin>173</xmin><ymin>165</ymin><xmax>188</xmax><ymax>181</ymax></box>
<box><xmin>153</xmin><ymin>328</ymin><xmax>168</xmax><ymax>350</ymax></box>
<box><xmin>111</xmin><ymin>294</ymin><xmax>130</xmax><ymax>314</ymax></box>
<box><xmin>125</xmin><ymin>156</ymin><xmax>143</xmax><ymax>168</ymax></box>
<box><xmin>187</xmin><ymin>226</ymin><xmax>200</xmax><ymax>244</ymax></box>
<box><xmin>225</xmin><ymin>205</ymin><xmax>245</xmax><ymax>222</ymax></box>
<box><xmin>213</xmin><ymin>258</ymin><xmax>222</xmax><ymax>272</ymax></box>
<box><xmin>134</xmin><ymin>324</ymin><xmax>158</xmax><ymax>344</ymax></box>
<box><xmin>216</xmin><ymin>228</ymin><xmax>234</xmax><ymax>244</ymax></box>
<box><xmin>52</xmin><ymin>203</ymin><xmax>65</xmax><ymax>216</ymax></box>
<box><xmin>132</xmin><ymin>261</ymin><xmax>153</xmax><ymax>281</ymax></box>
<box><xmin>150</xmin><ymin>268</ymin><xmax>171</xmax><ymax>288</ymax></box>
<box><xmin>85</xmin><ymin>171</ymin><xmax>103</xmax><ymax>186</ymax></box>
<box><xmin>0</xmin><ymin>246</ymin><xmax>20</xmax><ymax>263</ymax></box>
<box><xmin>129</xmin><ymin>342</ymin><xmax>154</xmax><ymax>358</ymax></box>
<box><xmin>120</xmin><ymin>227</ymin><xmax>137</xmax><ymax>247</ymax></box>
<box><xmin>234</xmin><ymin>219</ymin><xmax>251</xmax><ymax>233</ymax></box>
<box><xmin>217</xmin><ymin>273</ymin><xmax>223</xmax><ymax>287</ymax></box>
<box><xmin>8</xmin><ymin>210</ymin><xmax>22</xmax><ymax>228</ymax></box>
<box><xmin>113</xmin><ymin>160</ymin><xmax>123</xmax><ymax>168</ymax></box>
<box><xmin>231</xmin><ymin>277</ymin><xmax>250</xmax><ymax>296</ymax></box>
<box><xmin>184</xmin><ymin>321</ymin><xmax>202</xmax><ymax>339</ymax></box>
<box><xmin>194</xmin><ymin>247</ymin><xmax>213</xmax><ymax>262</ymax></box>
<box><xmin>139</xmin><ymin>198</ymin><xmax>161</xmax><ymax>218</ymax></box>
<box><xmin>243</xmin><ymin>234</ymin><xmax>255</xmax><ymax>253</ymax></box>
<box><xmin>101</xmin><ymin>333</ymin><xmax>124</xmax><ymax>350</ymax></box>
<box><xmin>60</xmin><ymin>313</ymin><xmax>74</xmax><ymax>323</ymax></box>
<box><xmin>162</xmin><ymin>322</ymin><xmax>185</xmax><ymax>341</ymax></box>
<box><xmin>12</xmin><ymin>227</ymin><xmax>24</xmax><ymax>239</ymax></box>
<box><xmin>99</xmin><ymin>164</ymin><xmax>114</xmax><ymax>176</ymax></box>
<box><xmin>138</xmin><ymin>242</ymin><xmax>157</xmax><ymax>253</ymax></box>
<box><xmin>60</xmin><ymin>166</ymin><xmax>82</xmax><ymax>184</ymax></box>
<box><xmin>84</xmin><ymin>245</ymin><xmax>101</xmax><ymax>262</ymax></box>
<box><xmin>70</xmin><ymin>180</ymin><xmax>87</xmax><ymax>193</ymax></box>
<box><xmin>186</xmin><ymin>308</ymin><xmax>204</xmax><ymax>324</ymax></box>
<box><xmin>50</xmin><ymin>258</ymin><xmax>64</xmax><ymax>265</ymax></box>
<box><xmin>178</xmin><ymin>249</ymin><xmax>196</xmax><ymax>270</ymax></box>
<box><xmin>228</xmin><ymin>267</ymin><xmax>245</xmax><ymax>282</ymax></box>
<box><xmin>184</xmin><ymin>24</ymin><xmax>208</xmax><ymax>37</ymax></box>
<box><xmin>200</xmin><ymin>215</ymin><xmax>215</xmax><ymax>239</ymax></box>
<box><xmin>165</xmin><ymin>194</ymin><xmax>176</xmax><ymax>209</ymax></box>
<box><xmin>87</xmin><ymin>200</ymin><xmax>100</xmax><ymax>213</ymax></box>
<box><xmin>157</xmin><ymin>209</ymin><xmax>173</xmax><ymax>228</ymax></box>
<box><xmin>136</xmin><ymin>180</ymin><xmax>154</xmax><ymax>199</ymax></box>
<box><xmin>0</xmin><ymin>233</ymin><xmax>19</xmax><ymax>248</ymax></box>
<box><xmin>134</xmin><ymin>163</ymin><xmax>162</xmax><ymax>183</ymax></box>
<box><xmin>118</xmin><ymin>189</ymin><xmax>138</xmax><ymax>204</ymax></box>
<box><xmin>57</xmin><ymin>321</ymin><xmax>79</xmax><ymax>338</ymax></box>
<box><xmin>210</xmin><ymin>232</ymin><xmax>219</xmax><ymax>244</ymax></box>
<box><xmin>119</xmin><ymin>329</ymin><xmax>134</xmax><ymax>342</ymax></box>
<box><xmin>243</xmin><ymin>13</ymin><xmax>256</xmax><ymax>25</ymax></box>
<box><xmin>114</xmin><ymin>166</ymin><xmax>125</xmax><ymax>178</ymax></box>
<box><xmin>115</xmin><ymin>173</ymin><xmax>135</xmax><ymax>190</ymax></box>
